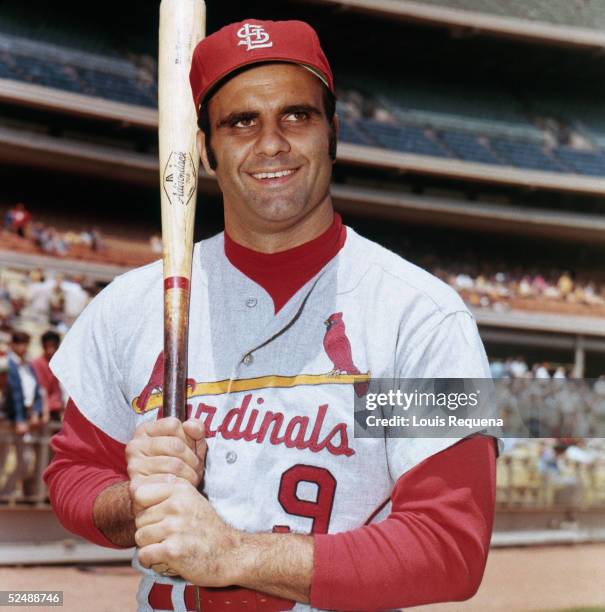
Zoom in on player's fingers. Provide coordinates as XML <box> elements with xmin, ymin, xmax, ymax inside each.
<box><xmin>138</xmin><ymin>542</ymin><xmax>168</xmax><ymax>570</ymax></box>
<box><xmin>131</xmin><ymin>480</ymin><xmax>178</xmax><ymax>509</ymax></box>
<box><xmin>135</xmin><ymin>517</ymin><xmax>176</xmax><ymax>548</ymax></box>
<box><xmin>127</xmin><ymin>455</ymin><xmax>199</xmax><ymax>486</ymax></box>
<box><xmin>134</xmin><ymin>497</ymin><xmax>170</xmax><ymax>529</ymax></box>
<box><xmin>133</xmin><ymin>480</ymin><xmax>194</xmax><ymax>528</ymax></box>
<box><xmin>183</xmin><ymin>418</ymin><xmax>205</xmax><ymax>441</ymax></box>
<box><xmin>142</xmin><ymin>436</ymin><xmax>200</xmax><ymax>470</ymax></box>
<box><xmin>143</xmin><ymin>416</ymin><xmax>193</xmax><ymax>443</ymax></box>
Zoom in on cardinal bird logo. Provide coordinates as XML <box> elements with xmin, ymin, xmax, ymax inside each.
<box><xmin>135</xmin><ymin>351</ymin><xmax>196</xmax><ymax>413</ymax></box>
<box><xmin>323</xmin><ymin>312</ymin><xmax>369</xmax><ymax>397</ymax></box>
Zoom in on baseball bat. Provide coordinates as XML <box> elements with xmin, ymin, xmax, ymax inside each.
<box><xmin>159</xmin><ymin>0</ymin><xmax>205</xmax><ymax>422</ymax></box>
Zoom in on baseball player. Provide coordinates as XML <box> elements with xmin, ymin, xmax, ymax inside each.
<box><xmin>44</xmin><ymin>19</ymin><xmax>499</xmax><ymax>612</ymax></box>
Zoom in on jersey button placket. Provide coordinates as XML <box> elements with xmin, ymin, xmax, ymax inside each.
<box><xmin>242</xmin><ymin>352</ymin><xmax>254</xmax><ymax>366</ymax></box>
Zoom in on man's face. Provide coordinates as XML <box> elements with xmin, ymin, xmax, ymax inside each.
<box><xmin>11</xmin><ymin>341</ymin><xmax>28</xmax><ymax>359</ymax></box>
<box><xmin>200</xmin><ymin>63</ymin><xmax>336</xmax><ymax>230</ymax></box>
<box><xmin>43</xmin><ymin>341</ymin><xmax>59</xmax><ymax>361</ymax></box>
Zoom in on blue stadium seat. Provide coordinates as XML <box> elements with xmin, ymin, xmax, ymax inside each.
<box><xmin>437</xmin><ymin>130</ymin><xmax>503</xmax><ymax>164</ymax></box>
<box><xmin>554</xmin><ymin>147</ymin><xmax>605</xmax><ymax>177</ymax></box>
<box><xmin>15</xmin><ymin>54</ymin><xmax>80</xmax><ymax>92</ymax></box>
<box><xmin>490</xmin><ymin>138</ymin><xmax>565</xmax><ymax>172</ymax></box>
<box><xmin>74</xmin><ymin>66</ymin><xmax>156</xmax><ymax>107</ymax></box>
<box><xmin>338</xmin><ymin>118</ymin><xmax>373</xmax><ymax>146</ymax></box>
<box><xmin>358</xmin><ymin>119</ymin><xmax>449</xmax><ymax>157</ymax></box>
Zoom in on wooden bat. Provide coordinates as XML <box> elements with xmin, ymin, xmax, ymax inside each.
<box><xmin>154</xmin><ymin>2</ymin><xmax>205</xmax><ymax>597</ymax></box>
<box><xmin>159</xmin><ymin>0</ymin><xmax>205</xmax><ymax>422</ymax></box>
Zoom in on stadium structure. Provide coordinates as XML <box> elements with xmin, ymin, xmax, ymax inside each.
<box><xmin>0</xmin><ymin>0</ymin><xmax>604</xmax><ymax>569</ymax></box>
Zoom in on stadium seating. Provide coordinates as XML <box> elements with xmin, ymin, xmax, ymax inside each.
<box><xmin>490</xmin><ymin>138</ymin><xmax>567</xmax><ymax>172</ymax></box>
<box><xmin>2</xmin><ymin>30</ymin><xmax>605</xmax><ymax>176</ymax></box>
<box><xmin>554</xmin><ymin>148</ymin><xmax>605</xmax><ymax>177</ymax></box>
<box><xmin>417</xmin><ymin>0</ymin><xmax>605</xmax><ymax>30</ymax></box>
<box><xmin>0</xmin><ymin>33</ymin><xmax>157</xmax><ymax>108</ymax></box>
<box><xmin>437</xmin><ymin>130</ymin><xmax>504</xmax><ymax>165</ymax></box>
<box><xmin>358</xmin><ymin>119</ymin><xmax>450</xmax><ymax>158</ymax></box>
<box><xmin>337</xmin><ymin>117</ymin><xmax>374</xmax><ymax>147</ymax></box>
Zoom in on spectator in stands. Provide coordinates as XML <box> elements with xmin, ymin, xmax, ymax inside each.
<box><xmin>553</xmin><ymin>366</ymin><xmax>567</xmax><ymax>379</ymax></box>
<box><xmin>61</xmin><ymin>276</ymin><xmax>89</xmax><ymax>326</ymax></box>
<box><xmin>0</xmin><ymin>331</ymin><xmax>43</xmax><ymax>498</ymax></box>
<box><xmin>510</xmin><ymin>355</ymin><xmax>528</xmax><ymax>378</ymax></box>
<box><xmin>49</xmin><ymin>276</ymin><xmax>66</xmax><ymax>330</ymax></box>
<box><xmin>0</xmin><ymin>351</ymin><xmax>7</xmax><ymax>416</ymax></box>
<box><xmin>534</xmin><ymin>362</ymin><xmax>551</xmax><ymax>379</ymax></box>
<box><xmin>3</xmin><ymin>331</ymin><xmax>42</xmax><ymax>434</ymax></box>
<box><xmin>558</xmin><ymin>271</ymin><xmax>574</xmax><ymax>299</ymax></box>
<box><xmin>490</xmin><ymin>358</ymin><xmax>505</xmax><ymax>379</ymax></box>
<box><xmin>150</xmin><ymin>234</ymin><xmax>162</xmax><ymax>254</ymax></box>
<box><xmin>90</xmin><ymin>227</ymin><xmax>105</xmax><ymax>252</ymax></box>
<box><xmin>6</xmin><ymin>203</ymin><xmax>32</xmax><ymax>238</ymax></box>
<box><xmin>31</xmin><ymin>331</ymin><xmax>64</xmax><ymax>423</ymax></box>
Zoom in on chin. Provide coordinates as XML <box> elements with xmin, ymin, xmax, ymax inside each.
<box><xmin>252</xmin><ymin>198</ymin><xmax>308</xmax><ymax>223</ymax></box>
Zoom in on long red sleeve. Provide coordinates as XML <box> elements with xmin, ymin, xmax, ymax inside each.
<box><xmin>311</xmin><ymin>435</ymin><xmax>497</xmax><ymax>611</ymax></box>
<box><xmin>43</xmin><ymin>399</ymin><xmax>129</xmax><ymax>549</ymax></box>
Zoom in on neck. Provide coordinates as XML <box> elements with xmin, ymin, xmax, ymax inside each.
<box><xmin>223</xmin><ymin>196</ymin><xmax>334</xmax><ymax>253</ymax></box>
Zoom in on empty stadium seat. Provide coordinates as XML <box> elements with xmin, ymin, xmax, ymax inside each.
<box><xmin>554</xmin><ymin>147</ymin><xmax>605</xmax><ymax>177</ymax></box>
<box><xmin>438</xmin><ymin>129</ymin><xmax>504</xmax><ymax>165</ymax></box>
<box><xmin>358</xmin><ymin>119</ymin><xmax>450</xmax><ymax>157</ymax></box>
<box><xmin>490</xmin><ymin>137</ymin><xmax>567</xmax><ymax>172</ymax></box>
<box><xmin>338</xmin><ymin>118</ymin><xmax>373</xmax><ymax>146</ymax></box>
<box><xmin>0</xmin><ymin>33</ymin><xmax>157</xmax><ymax>108</ymax></box>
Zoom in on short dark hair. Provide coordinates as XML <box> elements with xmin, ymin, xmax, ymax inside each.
<box><xmin>11</xmin><ymin>331</ymin><xmax>30</xmax><ymax>345</ymax></box>
<box><xmin>198</xmin><ymin>71</ymin><xmax>337</xmax><ymax>170</ymax></box>
<box><xmin>41</xmin><ymin>330</ymin><xmax>61</xmax><ymax>347</ymax></box>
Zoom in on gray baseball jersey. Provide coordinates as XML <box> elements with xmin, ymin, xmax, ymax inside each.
<box><xmin>51</xmin><ymin>226</ymin><xmax>493</xmax><ymax>612</ymax></box>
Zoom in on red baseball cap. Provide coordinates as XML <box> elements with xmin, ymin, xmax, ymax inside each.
<box><xmin>189</xmin><ymin>19</ymin><xmax>334</xmax><ymax>111</ymax></box>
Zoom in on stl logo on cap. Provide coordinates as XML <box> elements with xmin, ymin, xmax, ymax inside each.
<box><xmin>237</xmin><ymin>23</ymin><xmax>273</xmax><ymax>51</ymax></box>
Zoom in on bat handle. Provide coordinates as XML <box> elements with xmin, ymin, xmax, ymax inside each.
<box><xmin>163</xmin><ymin>277</ymin><xmax>191</xmax><ymax>421</ymax></box>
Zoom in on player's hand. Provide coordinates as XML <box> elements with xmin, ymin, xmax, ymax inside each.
<box><xmin>134</xmin><ymin>479</ymin><xmax>240</xmax><ymax>587</ymax></box>
<box><xmin>126</xmin><ymin>417</ymin><xmax>206</xmax><ymax>515</ymax></box>
<box><xmin>29</xmin><ymin>413</ymin><xmax>40</xmax><ymax>428</ymax></box>
<box><xmin>15</xmin><ymin>421</ymin><xmax>29</xmax><ymax>435</ymax></box>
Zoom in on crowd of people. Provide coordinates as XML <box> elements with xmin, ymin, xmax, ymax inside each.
<box><xmin>3</xmin><ymin>202</ymin><xmax>106</xmax><ymax>258</ymax></box>
<box><xmin>0</xmin><ymin>328</ymin><xmax>65</xmax><ymax>500</ymax></box>
<box><xmin>499</xmin><ymin>436</ymin><xmax>605</xmax><ymax>507</ymax></box>
<box><xmin>0</xmin><ymin>265</ymin><xmax>95</xmax><ymax>498</ymax></box>
<box><xmin>490</xmin><ymin>357</ymin><xmax>571</xmax><ymax>380</ymax></box>
<box><xmin>429</xmin><ymin>259</ymin><xmax>605</xmax><ymax>316</ymax></box>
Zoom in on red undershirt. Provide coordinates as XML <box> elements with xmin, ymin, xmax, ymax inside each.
<box><xmin>224</xmin><ymin>213</ymin><xmax>347</xmax><ymax>313</ymax></box>
<box><xmin>44</xmin><ymin>215</ymin><xmax>496</xmax><ymax>610</ymax></box>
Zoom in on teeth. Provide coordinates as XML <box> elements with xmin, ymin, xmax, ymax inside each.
<box><xmin>252</xmin><ymin>169</ymin><xmax>295</xmax><ymax>179</ymax></box>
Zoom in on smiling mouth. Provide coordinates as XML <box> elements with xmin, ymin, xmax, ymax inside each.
<box><xmin>249</xmin><ymin>168</ymin><xmax>299</xmax><ymax>181</ymax></box>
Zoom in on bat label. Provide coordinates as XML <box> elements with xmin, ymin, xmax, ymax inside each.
<box><xmin>162</xmin><ymin>151</ymin><xmax>197</xmax><ymax>207</ymax></box>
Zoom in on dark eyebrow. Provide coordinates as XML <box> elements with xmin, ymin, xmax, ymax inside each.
<box><xmin>216</xmin><ymin>111</ymin><xmax>259</xmax><ymax>129</ymax></box>
<box><xmin>216</xmin><ymin>104</ymin><xmax>323</xmax><ymax>128</ymax></box>
<box><xmin>281</xmin><ymin>104</ymin><xmax>322</xmax><ymax>117</ymax></box>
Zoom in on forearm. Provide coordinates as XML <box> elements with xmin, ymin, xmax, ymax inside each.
<box><xmin>230</xmin><ymin>531</ymin><xmax>314</xmax><ymax>603</ymax></box>
<box><xmin>44</xmin><ymin>399</ymin><xmax>131</xmax><ymax>549</ymax></box>
<box><xmin>93</xmin><ymin>481</ymin><xmax>136</xmax><ymax>548</ymax></box>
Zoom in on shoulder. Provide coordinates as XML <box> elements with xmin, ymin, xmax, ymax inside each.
<box><xmin>98</xmin><ymin>234</ymin><xmax>220</xmax><ymax>311</ymax></box>
<box><xmin>340</xmin><ymin>227</ymin><xmax>468</xmax><ymax>317</ymax></box>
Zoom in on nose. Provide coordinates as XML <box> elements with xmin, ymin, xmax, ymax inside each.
<box><xmin>253</xmin><ymin>120</ymin><xmax>291</xmax><ymax>158</ymax></box>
